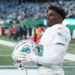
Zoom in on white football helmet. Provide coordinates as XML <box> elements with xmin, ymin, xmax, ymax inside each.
<box><xmin>12</xmin><ymin>40</ymin><xmax>38</xmax><ymax>69</ymax></box>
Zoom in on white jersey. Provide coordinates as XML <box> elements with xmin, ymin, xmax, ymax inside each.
<box><xmin>37</xmin><ymin>24</ymin><xmax>71</xmax><ymax>68</ymax></box>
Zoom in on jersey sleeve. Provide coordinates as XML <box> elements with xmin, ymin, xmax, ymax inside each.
<box><xmin>52</xmin><ymin>27</ymin><xmax>71</xmax><ymax>45</ymax></box>
<box><xmin>36</xmin><ymin>44</ymin><xmax>66</xmax><ymax>65</ymax></box>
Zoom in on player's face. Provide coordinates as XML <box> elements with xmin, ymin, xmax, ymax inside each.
<box><xmin>46</xmin><ymin>10</ymin><xmax>62</xmax><ymax>27</ymax></box>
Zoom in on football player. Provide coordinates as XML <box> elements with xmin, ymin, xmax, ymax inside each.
<box><xmin>12</xmin><ymin>5</ymin><xmax>71</xmax><ymax>75</ymax></box>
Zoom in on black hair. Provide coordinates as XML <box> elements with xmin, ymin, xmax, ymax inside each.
<box><xmin>47</xmin><ymin>5</ymin><xmax>67</xmax><ymax>20</ymax></box>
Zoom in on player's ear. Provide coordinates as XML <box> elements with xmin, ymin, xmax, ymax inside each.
<box><xmin>58</xmin><ymin>16</ymin><xmax>63</xmax><ymax>23</ymax></box>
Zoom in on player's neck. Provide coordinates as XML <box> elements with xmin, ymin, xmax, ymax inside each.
<box><xmin>47</xmin><ymin>22</ymin><xmax>62</xmax><ymax>27</ymax></box>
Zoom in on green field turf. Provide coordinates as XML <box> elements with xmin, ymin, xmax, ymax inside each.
<box><xmin>67</xmin><ymin>42</ymin><xmax>75</xmax><ymax>54</ymax></box>
<box><xmin>0</xmin><ymin>45</ymin><xmax>13</xmax><ymax>65</ymax></box>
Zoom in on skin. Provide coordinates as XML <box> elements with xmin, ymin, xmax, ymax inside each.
<box><xmin>46</xmin><ymin>9</ymin><xmax>63</xmax><ymax>27</ymax></box>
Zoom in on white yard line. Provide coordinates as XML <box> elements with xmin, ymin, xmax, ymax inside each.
<box><xmin>0</xmin><ymin>40</ymin><xmax>15</xmax><ymax>47</ymax></box>
<box><xmin>0</xmin><ymin>39</ymin><xmax>75</xmax><ymax>62</ymax></box>
<box><xmin>64</xmin><ymin>53</ymin><xmax>75</xmax><ymax>61</ymax></box>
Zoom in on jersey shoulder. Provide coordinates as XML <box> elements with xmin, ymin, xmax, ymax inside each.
<box><xmin>51</xmin><ymin>24</ymin><xmax>70</xmax><ymax>33</ymax></box>
<box><xmin>51</xmin><ymin>24</ymin><xmax>71</xmax><ymax>45</ymax></box>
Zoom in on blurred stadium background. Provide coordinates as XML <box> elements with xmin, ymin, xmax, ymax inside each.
<box><xmin>0</xmin><ymin>0</ymin><xmax>75</xmax><ymax>75</ymax></box>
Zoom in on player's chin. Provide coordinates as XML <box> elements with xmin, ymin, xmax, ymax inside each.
<box><xmin>47</xmin><ymin>23</ymin><xmax>53</xmax><ymax>27</ymax></box>
<box><xmin>47</xmin><ymin>24</ymin><xmax>51</xmax><ymax>27</ymax></box>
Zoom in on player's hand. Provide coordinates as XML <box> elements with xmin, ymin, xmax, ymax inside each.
<box><xmin>12</xmin><ymin>51</ymin><xmax>26</xmax><ymax>62</ymax></box>
<box><xmin>23</xmin><ymin>50</ymin><xmax>37</xmax><ymax>62</ymax></box>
